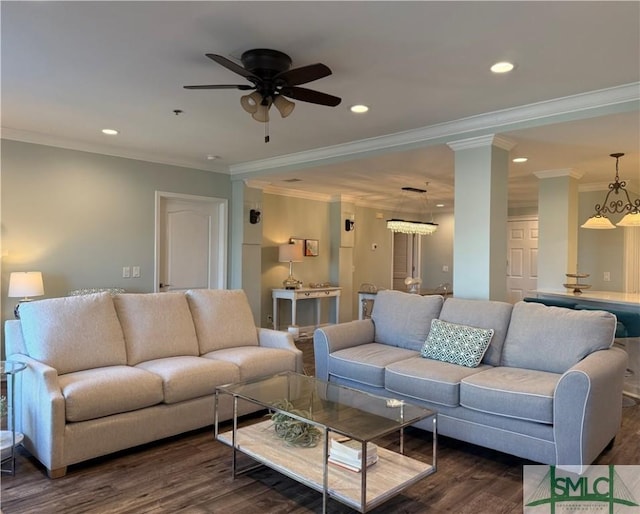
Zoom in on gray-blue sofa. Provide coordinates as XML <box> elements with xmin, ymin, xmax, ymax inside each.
<box><xmin>314</xmin><ymin>290</ymin><xmax>627</xmax><ymax>471</ymax></box>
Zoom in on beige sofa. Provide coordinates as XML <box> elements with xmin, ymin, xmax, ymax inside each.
<box><xmin>4</xmin><ymin>289</ymin><xmax>302</xmax><ymax>478</ymax></box>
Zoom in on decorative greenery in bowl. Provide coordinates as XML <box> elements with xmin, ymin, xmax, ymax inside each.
<box><xmin>269</xmin><ymin>399</ymin><xmax>321</xmax><ymax>448</ymax></box>
<box><xmin>0</xmin><ymin>395</ymin><xmax>6</xmax><ymax>418</ymax></box>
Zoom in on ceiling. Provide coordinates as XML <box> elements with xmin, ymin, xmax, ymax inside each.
<box><xmin>2</xmin><ymin>1</ymin><xmax>639</xmax><ymax>213</ymax></box>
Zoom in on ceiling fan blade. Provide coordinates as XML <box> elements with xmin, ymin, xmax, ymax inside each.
<box><xmin>183</xmin><ymin>84</ymin><xmax>254</xmax><ymax>90</ymax></box>
<box><xmin>277</xmin><ymin>63</ymin><xmax>332</xmax><ymax>86</ymax></box>
<box><xmin>281</xmin><ymin>86</ymin><xmax>342</xmax><ymax>107</ymax></box>
<box><xmin>206</xmin><ymin>54</ymin><xmax>257</xmax><ymax>79</ymax></box>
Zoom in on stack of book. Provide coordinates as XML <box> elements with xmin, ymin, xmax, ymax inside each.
<box><xmin>328</xmin><ymin>437</ymin><xmax>378</xmax><ymax>472</ymax></box>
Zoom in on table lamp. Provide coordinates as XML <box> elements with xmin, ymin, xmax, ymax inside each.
<box><xmin>279</xmin><ymin>243</ymin><xmax>304</xmax><ymax>289</ymax></box>
<box><xmin>8</xmin><ymin>271</ymin><xmax>44</xmax><ymax>318</ymax></box>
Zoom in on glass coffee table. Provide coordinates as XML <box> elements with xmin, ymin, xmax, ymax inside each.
<box><xmin>215</xmin><ymin>371</ymin><xmax>436</xmax><ymax>513</ymax></box>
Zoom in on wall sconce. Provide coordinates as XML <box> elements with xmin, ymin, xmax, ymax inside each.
<box><xmin>8</xmin><ymin>271</ymin><xmax>45</xmax><ymax>318</ymax></box>
<box><xmin>249</xmin><ymin>209</ymin><xmax>261</xmax><ymax>224</ymax></box>
<box><xmin>345</xmin><ymin>219</ymin><xmax>355</xmax><ymax>232</ymax></box>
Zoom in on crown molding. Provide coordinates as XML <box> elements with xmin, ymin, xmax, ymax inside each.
<box><xmin>534</xmin><ymin>169</ymin><xmax>584</xmax><ymax>180</ymax></box>
<box><xmin>230</xmin><ymin>82</ymin><xmax>640</xmax><ymax>176</ymax></box>
<box><xmin>447</xmin><ymin>134</ymin><xmax>516</xmax><ymax>152</ymax></box>
<box><xmin>243</xmin><ymin>179</ymin><xmax>331</xmax><ymax>201</ymax></box>
<box><xmin>1</xmin><ymin>127</ymin><xmax>229</xmax><ymax>174</ymax></box>
<box><xmin>3</xmin><ymin>82</ymin><xmax>638</xmax><ymax>178</ymax></box>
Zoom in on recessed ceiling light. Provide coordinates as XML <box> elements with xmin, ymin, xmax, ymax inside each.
<box><xmin>350</xmin><ymin>104</ymin><xmax>369</xmax><ymax>114</ymax></box>
<box><xmin>436</xmin><ymin>204</ymin><xmax>445</xmax><ymax>208</ymax></box>
<box><xmin>512</xmin><ymin>157</ymin><xmax>528</xmax><ymax>163</ymax></box>
<box><xmin>490</xmin><ymin>61</ymin><xmax>515</xmax><ymax>74</ymax></box>
<box><xmin>101</xmin><ymin>128</ymin><xmax>119</xmax><ymax>135</ymax></box>
<box><xmin>206</xmin><ymin>155</ymin><xmax>221</xmax><ymax>160</ymax></box>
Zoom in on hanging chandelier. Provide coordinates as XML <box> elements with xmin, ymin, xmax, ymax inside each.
<box><xmin>387</xmin><ymin>186</ymin><xmax>439</xmax><ymax>236</ymax></box>
<box><xmin>581</xmin><ymin>153</ymin><xmax>640</xmax><ymax>229</ymax></box>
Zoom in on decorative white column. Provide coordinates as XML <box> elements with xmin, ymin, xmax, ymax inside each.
<box><xmin>534</xmin><ymin>169</ymin><xmax>583</xmax><ymax>290</ymax></box>
<box><xmin>447</xmin><ymin>135</ymin><xmax>514</xmax><ymax>300</ymax></box>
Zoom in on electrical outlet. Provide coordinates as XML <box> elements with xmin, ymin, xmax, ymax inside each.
<box><xmin>132</xmin><ymin>266</ymin><xmax>140</xmax><ymax>278</ymax></box>
<box><xmin>604</xmin><ymin>271</ymin><xmax>611</xmax><ymax>282</ymax></box>
<box><xmin>122</xmin><ymin>266</ymin><xmax>131</xmax><ymax>278</ymax></box>
<box><xmin>442</xmin><ymin>265</ymin><xmax>449</xmax><ymax>272</ymax></box>
<box><xmin>267</xmin><ymin>314</ymin><xmax>273</xmax><ymax>323</ymax></box>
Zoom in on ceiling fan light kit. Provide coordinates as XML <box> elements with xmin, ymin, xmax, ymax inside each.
<box><xmin>581</xmin><ymin>153</ymin><xmax>640</xmax><ymax>229</ymax></box>
<box><xmin>185</xmin><ymin>48</ymin><xmax>341</xmax><ymax>142</ymax></box>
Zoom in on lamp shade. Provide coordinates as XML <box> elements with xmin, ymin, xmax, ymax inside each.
<box><xmin>8</xmin><ymin>271</ymin><xmax>44</xmax><ymax>299</ymax></box>
<box><xmin>581</xmin><ymin>215</ymin><xmax>616</xmax><ymax>229</ymax></box>
<box><xmin>279</xmin><ymin>243</ymin><xmax>303</xmax><ymax>263</ymax></box>
<box><xmin>240</xmin><ymin>91</ymin><xmax>262</xmax><ymax>114</ymax></box>
<box><xmin>617</xmin><ymin>212</ymin><xmax>640</xmax><ymax>227</ymax></box>
<box><xmin>252</xmin><ymin>102</ymin><xmax>270</xmax><ymax>123</ymax></box>
<box><xmin>274</xmin><ymin>95</ymin><xmax>295</xmax><ymax>118</ymax></box>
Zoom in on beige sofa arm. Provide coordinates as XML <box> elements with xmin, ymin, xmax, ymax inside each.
<box><xmin>553</xmin><ymin>346</ymin><xmax>627</xmax><ymax>471</ymax></box>
<box><xmin>313</xmin><ymin>320</ymin><xmax>375</xmax><ymax>380</ymax></box>
<box><xmin>257</xmin><ymin>327</ymin><xmax>304</xmax><ymax>374</ymax></box>
<box><xmin>6</xmin><ymin>354</ymin><xmax>66</xmax><ymax>474</ymax></box>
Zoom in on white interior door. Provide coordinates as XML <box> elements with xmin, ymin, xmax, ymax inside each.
<box><xmin>155</xmin><ymin>192</ymin><xmax>227</xmax><ymax>292</ymax></box>
<box><xmin>507</xmin><ymin>218</ymin><xmax>538</xmax><ymax>303</ymax></box>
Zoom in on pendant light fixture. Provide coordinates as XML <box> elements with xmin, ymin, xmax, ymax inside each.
<box><xmin>387</xmin><ymin>185</ymin><xmax>438</xmax><ymax>236</ymax></box>
<box><xmin>581</xmin><ymin>153</ymin><xmax>640</xmax><ymax>229</ymax></box>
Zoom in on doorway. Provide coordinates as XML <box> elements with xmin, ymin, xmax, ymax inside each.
<box><xmin>392</xmin><ymin>232</ymin><xmax>422</xmax><ymax>291</ymax></box>
<box><xmin>506</xmin><ymin>217</ymin><xmax>538</xmax><ymax>303</ymax></box>
<box><xmin>154</xmin><ymin>192</ymin><xmax>227</xmax><ymax>292</ymax></box>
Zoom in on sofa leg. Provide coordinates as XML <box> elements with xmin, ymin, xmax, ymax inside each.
<box><xmin>605</xmin><ymin>437</ymin><xmax>616</xmax><ymax>452</ymax></box>
<box><xmin>47</xmin><ymin>466</ymin><xmax>67</xmax><ymax>479</ymax></box>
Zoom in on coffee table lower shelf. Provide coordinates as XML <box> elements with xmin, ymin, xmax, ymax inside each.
<box><xmin>217</xmin><ymin>420</ymin><xmax>435</xmax><ymax>512</ymax></box>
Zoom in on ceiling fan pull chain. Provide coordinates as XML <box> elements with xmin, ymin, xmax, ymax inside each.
<box><xmin>265</xmin><ymin>119</ymin><xmax>270</xmax><ymax>143</ymax></box>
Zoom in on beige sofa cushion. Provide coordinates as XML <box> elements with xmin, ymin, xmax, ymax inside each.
<box><xmin>19</xmin><ymin>293</ymin><xmax>127</xmax><ymax>374</ymax></box>
<box><xmin>186</xmin><ymin>289</ymin><xmax>259</xmax><ymax>354</ymax></box>
<box><xmin>136</xmin><ymin>356</ymin><xmax>240</xmax><ymax>404</ymax></box>
<box><xmin>59</xmin><ymin>366</ymin><xmax>163</xmax><ymax>422</ymax></box>
<box><xmin>203</xmin><ymin>347</ymin><xmax>297</xmax><ymax>381</ymax></box>
<box><xmin>114</xmin><ymin>293</ymin><xmax>199</xmax><ymax>365</ymax></box>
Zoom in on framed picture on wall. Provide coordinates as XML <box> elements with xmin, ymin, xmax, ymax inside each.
<box><xmin>305</xmin><ymin>239</ymin><xmax>319</xmax><ymax>257</ymax></box>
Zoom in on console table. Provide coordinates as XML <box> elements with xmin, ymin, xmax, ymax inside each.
<box><xmin>272</xmin><ymin>287</ymin><xmax>341</xmax><ymax>330</ymax></box>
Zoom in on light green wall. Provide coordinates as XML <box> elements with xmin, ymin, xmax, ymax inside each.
<box><xmin>352</xmin><ymin>205</ymin><xmax>394</xmax><ymax>311</ymax></box>
<box><xmin>578</xmin><ymin>190</ymin><xmax>625</xmax><ymax>291</ymax></box>
<box><xmin>420</xmin><ymin>212</ymin><xmax>454</xmax><ymax>289</ymax></box>
<box><xmin>1</xmin><ymin>139</ymin><xmax>231</xmax><ymax>332</ymax></box>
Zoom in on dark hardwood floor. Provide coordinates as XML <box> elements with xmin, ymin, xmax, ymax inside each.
<box><xmin>2</xmin><ymin>339</ymin><xmax>639</xmax><ymax>513</ymax></box>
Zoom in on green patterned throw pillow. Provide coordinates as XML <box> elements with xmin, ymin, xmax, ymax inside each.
<box><xmin>421</xmin><ymin>319</ymin><xmax>494</xmax><ymax>367</ymax></box>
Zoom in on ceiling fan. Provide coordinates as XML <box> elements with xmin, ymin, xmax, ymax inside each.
<box><xmin>184</xmin><ymin>49</ymin><xmax>341</xmax><ymax>141</ymax></box>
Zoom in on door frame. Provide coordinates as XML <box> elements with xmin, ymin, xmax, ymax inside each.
<box><xmin>154</xmin><ymin>191</ymin><xmax>228</xmax><ymax>293</ymax></box>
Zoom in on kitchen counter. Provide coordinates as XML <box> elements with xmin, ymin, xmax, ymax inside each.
<box><xmin>534</xmin><ymin>290</ymin><xmax>640</xmax><ymax>310</ymax></box>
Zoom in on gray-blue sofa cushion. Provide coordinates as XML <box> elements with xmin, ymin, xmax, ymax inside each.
<box><xmin>328</xmin><ymin>343</ymin><xmax>418</xmax><ymax>387</ymax></box>
<box><xmin>460</xmin><ymin>367</ymin><xmax>560</xmax><ymax>424</ymax></box>
<box><xmin>501</xmin><ymin>301</ymin><xmax>616</xmax><ymax>374</ymax></box>
<box><xmin>386</xmin><ymin>356</ymin><xmax>491</xmax><ymax>407</ymax></box>
<box><xmin>371</xmin><ymin>290</ymin><xmax>444</xmax><ymax>351</ymax></box>
<box><xmin>438</xmin><ymin>297</ymin><xmax>513</xmax><ymax>366</ymax></box>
